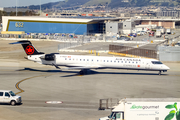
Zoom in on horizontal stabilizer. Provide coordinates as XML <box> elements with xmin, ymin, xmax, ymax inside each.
<box><xmin>9</xmin><ymin>40</ymin><xmax>31</xmax><ymax>45</ymax></box>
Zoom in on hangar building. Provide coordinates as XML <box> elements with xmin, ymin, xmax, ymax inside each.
<box><xmin>2</xmin><ymin>16</ymin><xmax>130</xmax><ymax>35</ymax></box>
<box><xmin>2</xmin><ymin>16</ymin><xmax>115</xmax><ymax>35</ymax></box>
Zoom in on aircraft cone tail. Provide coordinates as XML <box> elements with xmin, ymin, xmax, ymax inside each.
<box><xmin>9</xmin><ymin>40</ymin><xmax>44</xmax><ymax>55</ymax></box>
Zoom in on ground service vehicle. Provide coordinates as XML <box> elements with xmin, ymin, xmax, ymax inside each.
<box><xmin>149</xmin><ymin>31</ymin><xmax>154</xmax><ymax>37</ymax></box>
<box><xmin>156</xmin><ymin>30</ymin><xmax>161</xmax><ymax>37</ymax></box>
<box><xmin>99</xmin><ymin>98</ymin><xmax>180</xmax><ymax>120</ymax></box>
<box><xmin>0</xmin><ymin>90</ymin><xmax>22</xmax><ymax>105</ymax></box>
<box><xmin>166</xmin><ymin>29</ymin><xmax>171</xmax><ymax>34</ymax></box>
<box><xmin>156</xmin><ymin>26</ymin><xmax>165</xmax><ymax>34</ymax></box>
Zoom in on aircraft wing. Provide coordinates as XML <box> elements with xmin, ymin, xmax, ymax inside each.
<box><xmin>52</xmin><ymin>63</ymin><xmax>102</xmax><ymax>70</ymax></box>
<box><xmin>62</xmin><ymin>66</ymin><xmax>101</xmax><ymax>70</ymax></box>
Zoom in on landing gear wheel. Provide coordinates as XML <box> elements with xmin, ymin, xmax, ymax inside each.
<box><xmin>79</xmin><ymin>71</ymin><xmax>84</xmax><ymax>75</ymax></box>
<box><xmin>79</xmin><ymin>70</ymin><xmax>88</xmax><ymax>75</ymax></box>
<box><xmin>10</xmin><ymin>100</ymin><xmax>16</xmax><ymax>106</ymax></box>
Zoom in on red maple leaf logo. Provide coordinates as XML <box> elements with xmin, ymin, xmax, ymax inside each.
<box><xmin>25</xmin><ymin>45</ymin><xmax>34</xmax><ymax>55</ymax></box>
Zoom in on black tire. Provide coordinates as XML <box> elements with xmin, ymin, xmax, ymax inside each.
<box><xmin>79</xmin><ymin>71</ymin><xmax>84</xmax><ymax>75</ymax></box>
<box><xmin>10</xmin><ymin>100</ymin><xmax>16</xmax><ymax>106</ymax></box>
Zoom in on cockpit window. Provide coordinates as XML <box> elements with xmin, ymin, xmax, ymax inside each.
<box><xmin>151</xmin><ymin>61</ymin><xmax>163</xmax><ymax>64</ymax></box>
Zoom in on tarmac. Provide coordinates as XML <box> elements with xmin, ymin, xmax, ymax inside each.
<box><xmin>0</xmin><ymin>39</ymin><xmax>180</xmax><ymax>120</ymax></box>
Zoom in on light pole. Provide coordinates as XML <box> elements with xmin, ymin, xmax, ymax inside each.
<box><xmin>40</xmin><ymin>0</ymin><xmax>41</xmax><ymax>16</ymax></box>
<box><xmin>16</xmin><ymin>0</ymin><xmax>17</xmax><ymax>16</ymax></box>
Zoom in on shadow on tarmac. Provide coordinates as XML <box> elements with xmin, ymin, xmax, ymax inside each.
<box><xmin>0</xmin><ymin>103</ymin><xmax>23</xmax><ymax>106</ymax></box>
<box><xmin>16</xmin><ymin>67</ymin><xmax>168</xmax><ymax>77</ymax></box>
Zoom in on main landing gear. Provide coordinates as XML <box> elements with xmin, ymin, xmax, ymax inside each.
<box><xmin>79</xmin><ymin>69</ymin><xmax>88</xmax><ymax>75</ymax></box>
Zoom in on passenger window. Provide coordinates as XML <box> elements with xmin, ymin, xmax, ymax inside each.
<box><xmin>65</xmin><ymin>58</ymin><xmax>67</xmax><ymax>60</ymax></box>
<box><xmin>111</xmin><ymin>60</ymin><xmax>112</xmax><ymax>62</ymax></box>
<box><xmin>87</xmin><ymin>59</ymin><xmax>89</xmax><ymax>61</ymax></box>
<box><xmin>0</xmin><ymin>92</ymin><xmax>3</xmax><ymax>96</ymax></box>
<box><xmin>5</xmin><ymin>92</ymin><xmax>10</xmax><ymax>97</ymax></box>
<box><xmin>104</xmin><ymin>60</ymin><xmax>105</xmax><ymax>62</ymax></box>
<box><xmin>83</xmin><ymin>59</ymin><xmax>85</xmax><ymax>61</ymax></box>
<box><xmin>107</xmin><ymin>60</ymin><xmax>109</xmax><ymax>62</ymax></box>
<box><xmin>129</xmin><ymin>61</ymin><xmax>130</xmax><ymax>63</ymax></box>
<box><xmin>97</xmin><ymin>60</ymin><xmax>99</xmax><ymax>62</ymax></box>
<box><xmin>121</xmin><ymin>61</ymin><xmax>123</xmax><ymax>63</ymax></box>
<box><xmin>80</xmin><ymin>59</ymin><xmax>81</xmax><ymax>61</ymax></box>
<box><xmin>114</xmin><ymin>61</ymin><xmax>116</xmax><ymax>63</ymax></box>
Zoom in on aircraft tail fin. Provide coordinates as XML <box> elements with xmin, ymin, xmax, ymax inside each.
<box><xmin>9</xmin><ymin>40</ymin><xmax>44</xmax><ymax>55</ymax></box>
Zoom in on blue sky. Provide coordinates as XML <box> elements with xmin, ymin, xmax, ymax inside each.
<box><xmin>0</xmin><ymin>0</ymin><xmax>63</xmax><ymax>7</ymax></box>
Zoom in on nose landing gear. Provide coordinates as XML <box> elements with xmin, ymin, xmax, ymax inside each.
<box><xmin>158</xmin><ymin>71</ymin><xmax>161</xmax><ymax>75</ymax></box>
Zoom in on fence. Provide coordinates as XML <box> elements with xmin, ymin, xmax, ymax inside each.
<box><xmin>158</xmin><ymin>46</ymin><xmax>180</xmax><ymax>61</ymax></box>
<box><xmin>0</xmin><ymin>33</ymin><xmax>117</xmax><ymax>41</ymax></box>
<box><xmin>109</xmin><ymin>44</ymin><xmax>157</xmax><ymax>59</ymax></box>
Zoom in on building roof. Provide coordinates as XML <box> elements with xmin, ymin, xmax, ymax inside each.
<box><xmin>3</xmin><ymin>8</ymin><xmax>30</xmax><ymax>12</ymax></box>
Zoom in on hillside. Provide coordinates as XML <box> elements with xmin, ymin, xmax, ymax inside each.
<box><xmin>27</xmin><ymin>0</ymin><xmax>180</xmax><ymax>10</ymax></box>
<box><xmin>84</xmin><ymin>0</ymin><xmax>111</xmax><ymax>6</ymax></box>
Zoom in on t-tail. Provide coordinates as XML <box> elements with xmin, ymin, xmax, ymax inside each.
<box><xmin>9</xmin><ymin>40</ymin><xmax>44</xmax><ymax>55</ymax></box>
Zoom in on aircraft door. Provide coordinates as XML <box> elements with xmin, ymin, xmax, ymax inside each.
<box><xmin>91</xmin><ymin>59</ymin><xmax>94</xmax><ymax>65</ymax></box>
<box><xmin>145</xmin><ymin>62</ymin><xmax>151</xmax><ymax>69</ymax></box>
<box><xmin>86</xmin><ymin>58</ymin><xmax>90</xmax><ymax>65</ymax></box>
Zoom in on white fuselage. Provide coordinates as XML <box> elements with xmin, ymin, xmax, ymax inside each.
<box><xmin>27</xmin><ymin>54</ymin><xmax>170</xmax><ymax>71</ymax></box>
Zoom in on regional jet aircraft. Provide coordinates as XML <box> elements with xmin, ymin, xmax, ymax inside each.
<box><xmin>10</xmin><ymin>40</ymin><xmax>170</xmax><ymax>75</ymax></box>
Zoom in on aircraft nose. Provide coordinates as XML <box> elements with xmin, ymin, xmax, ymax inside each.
<box><xmin>164</xmin><ymin>65</ymin><xmax>170</xmax><ymax>70</ymax></box>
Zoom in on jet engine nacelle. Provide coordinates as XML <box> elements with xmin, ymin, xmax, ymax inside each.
<box><xmin>44</xmin><ymin>53</ymin><xmax>59</xmax><ymax>61</ymax></box>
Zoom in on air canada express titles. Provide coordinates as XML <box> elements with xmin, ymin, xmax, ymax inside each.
<box><xmin>116</xmin><ymin>58</ymin><xmax>141</xmax><ymax>61</ymax></box>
